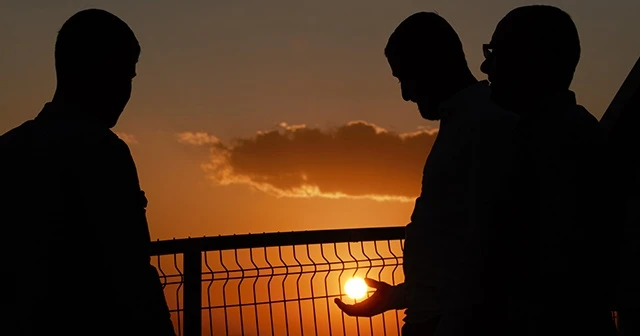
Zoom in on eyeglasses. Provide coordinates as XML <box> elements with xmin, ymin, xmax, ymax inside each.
<box><xmin>482</xmin><ymin>44</ymin><xmax>494</xmax><ymax>59</ymax></box>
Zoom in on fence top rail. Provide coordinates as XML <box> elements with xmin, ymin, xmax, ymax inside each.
<box><xmin>150</xmin><ymin>226</ymin><xmax>406</xmax><ymax>255</ymax></box>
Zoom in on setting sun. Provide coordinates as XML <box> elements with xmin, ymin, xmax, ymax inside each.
<box><xmin>344</xmin><ymin>277</ymin><xmax>368</xmax><ymax>300</ymax></box>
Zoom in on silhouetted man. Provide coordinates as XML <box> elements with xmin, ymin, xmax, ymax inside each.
<box><xmin>481</xmin><ymin>5</ymin><xmax>617</xmax><ymax>335</ymax></box>
<box><xmin>0</xmin><ymin>9</ymin><xmax>175</xmax><ymax>336</ymax></box>
<box><xmin>335</xmin><ymin>12</ymin><xmax>521</xmax><ymax>336</ymax></box>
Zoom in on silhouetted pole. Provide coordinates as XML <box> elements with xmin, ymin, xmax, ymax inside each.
<box><xmin>183</xmin><ymin>244</ymin><xmax>203</xmax><ymax>336</ymax></box>
<box><xmin>600</xmin><ymin>56</ymin><xmax>640</xmax><ymax>135</ymax></box>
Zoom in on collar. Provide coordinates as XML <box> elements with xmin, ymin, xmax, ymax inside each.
<box><xmin>439</xmin><ymin>80</ymin><xmax>490</xmax><ymax>120</ymax></box>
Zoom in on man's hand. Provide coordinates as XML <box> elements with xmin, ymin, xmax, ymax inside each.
<box><xmin>334</xmin><ymin>278</ymin><xmax>402</xmax><ymax>317</ymax></box>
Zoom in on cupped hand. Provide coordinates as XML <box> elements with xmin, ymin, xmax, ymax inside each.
<box><xmin>334</xmin><ymin>278</ymin><xmax>397</xmax><ymax>317</ymax></box>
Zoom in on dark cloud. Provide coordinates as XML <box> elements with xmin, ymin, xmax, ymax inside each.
<box><xmin>177</xmin><ymin>121</ymin><xmax>438</xmax><ymax>202</ymax></box>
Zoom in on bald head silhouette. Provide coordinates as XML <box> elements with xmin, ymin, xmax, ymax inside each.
<box><xmin>481</xmin><ymin>5</ymin><xmax>580</xmax><ymax>112</ymax></box>
<box><xmin>52</xmin><ymin>9</ymin><xmax>140</xmax><ymax>128</ymax></box>
<box><xmin>385</xmin><ymin>12</ymin><xmax>475</xmax><ymax>121</ymax></box>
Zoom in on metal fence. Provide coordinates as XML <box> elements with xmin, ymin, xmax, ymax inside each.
<box><xmin>150</xmin><ymin>226</ymin><xmax>406</xmax><ymax>336</ymax></box>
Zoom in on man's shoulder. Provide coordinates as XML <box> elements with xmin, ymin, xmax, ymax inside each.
<box><xmin>63</xmin><ymin>122</ymin><xmax>134</xmax><ymax>163</ymax></box>
<box><xmin>6</xmin><ymin>118</ymin><xmax>131</xmax><ymax>162</ymax></box>
<box><xmin>555</xmin><ymin>105</ymin><xmax>602</xmax><ymax>139</ymax></box>
<box><xmin>62</xmin><ymin>120</ymin><xmax>121</xmax><ymax>144</ymax></box>
<box><xmin>49</xmin><ymin>120</ymin><xmax>129</xmax><ymax>153</ymax></box>
<box><xmin>75</xmin><ymin>125</ymin><xmax>131</xmax><ymax>159</ymax></box>
<box><xmin>89</xmin><ymin>126</ymin><xmax>128</xmax><ymax>150</ymax></box>
<box><xmin>573</xmin><ymin>105</ymin><xmax>600</xmax><ymax>127</ymax></box>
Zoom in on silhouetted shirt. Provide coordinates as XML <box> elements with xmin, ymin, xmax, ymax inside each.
<box><xmin>0</xmin><ymin>103</ymin><xmax>175</xmax><ymax>335</ymax></box>
<box><xmin>605</xmin><ymin>83</ymin><xmax>640</xmax><ymax>318</ymax></box>
<box><xmin>512</xmin><ymin>91</ymin><xmax>615</xmax><ymax>334</ymax></box>
<box><xmin>401</xmin><ymin>80</ymin><xmax>520</xmax><ymax>324</ymax></box>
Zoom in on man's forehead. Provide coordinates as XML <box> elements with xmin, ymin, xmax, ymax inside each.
<box><xmin>490</xmin><ymin>19</ymin><xmax>513</xmax><ymax>45</ymax></box>
<box><xmin>491</xmin><ymin>13</ymin><xmax>538</xmax><ymax>46</ymax></box>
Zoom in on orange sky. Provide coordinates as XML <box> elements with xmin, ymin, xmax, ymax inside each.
<box><xmin>2</xmin><ymin>0</ymin><xmax>639</xmax><ymax>239</ymax></box>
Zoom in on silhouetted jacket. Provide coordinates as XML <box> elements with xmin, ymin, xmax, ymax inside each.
<box><xmin>402</xmin><ymin>80</ymin><xmax>521</xmax><ymax>328</ymax></box>
<box><xmin>0</xmin><ymin>103</ymin><xmax>175</xmax><ymax>336</ymax></box>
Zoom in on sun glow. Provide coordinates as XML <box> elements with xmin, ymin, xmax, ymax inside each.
<box><xmin>344</xmin><ymin>277</ymin><xmax>368</xmax><ymax>300</ymax></box>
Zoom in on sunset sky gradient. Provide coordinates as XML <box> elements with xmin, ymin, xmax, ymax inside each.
<box><xmin>2</xmin><ymin>0</ymin><xmax>639</xmax><ymax>239</ymax></box>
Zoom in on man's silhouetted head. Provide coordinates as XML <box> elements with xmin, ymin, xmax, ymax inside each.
<box><xmin>54</xmin><ymin>9</ymin><xmax>140</xmax><ymax>128</ymax></box>
<box><xmin>481</xmin><ymin>5</ymin><xmax>580</xmax><ymax>111</ymax></box>
<box><xmin>385</xmin><ymin>12</ymin><xmax>473</xmax><ymax>121</ymax></box>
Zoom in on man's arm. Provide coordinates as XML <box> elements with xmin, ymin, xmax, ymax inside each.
<box><xmin>86</xmin><ymin>136</ymin><xmax>175</xmax><ymax>335</ymax></box>
<box><xmin>389</xmin><ymin>282</ymin><xmax>408</xmax><ymax>309</ymax></box>
<box><xmin>403</xmin><ymin>120</ymin><xmax>480</xmax><ymax>316</ymax></box>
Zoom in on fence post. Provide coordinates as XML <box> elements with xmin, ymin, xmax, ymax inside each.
<box><xmin>183</xmin><ymin>248</ymin><xmax>202</xmax><ymax>336</ymax></box>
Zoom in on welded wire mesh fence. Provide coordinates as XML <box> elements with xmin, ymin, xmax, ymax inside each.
<box><xmin>151</xmin><ymin>226</ymin><xmax>406</xmax><ymax>336</ymax></box>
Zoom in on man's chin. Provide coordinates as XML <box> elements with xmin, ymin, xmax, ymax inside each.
<box><xmin>105</xmin><ymin>114</ymin><xmax>122</xmax><ymax>129</ymax></box>
<box><xmin>417</xmin><ymin>105</ymin><xmax>440</xmax><ymax>121</ymax></box>
<box><xmin>420</xmin><ymin>114</ymin><xmax>440</xmax><ymax>121</ymax></box>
